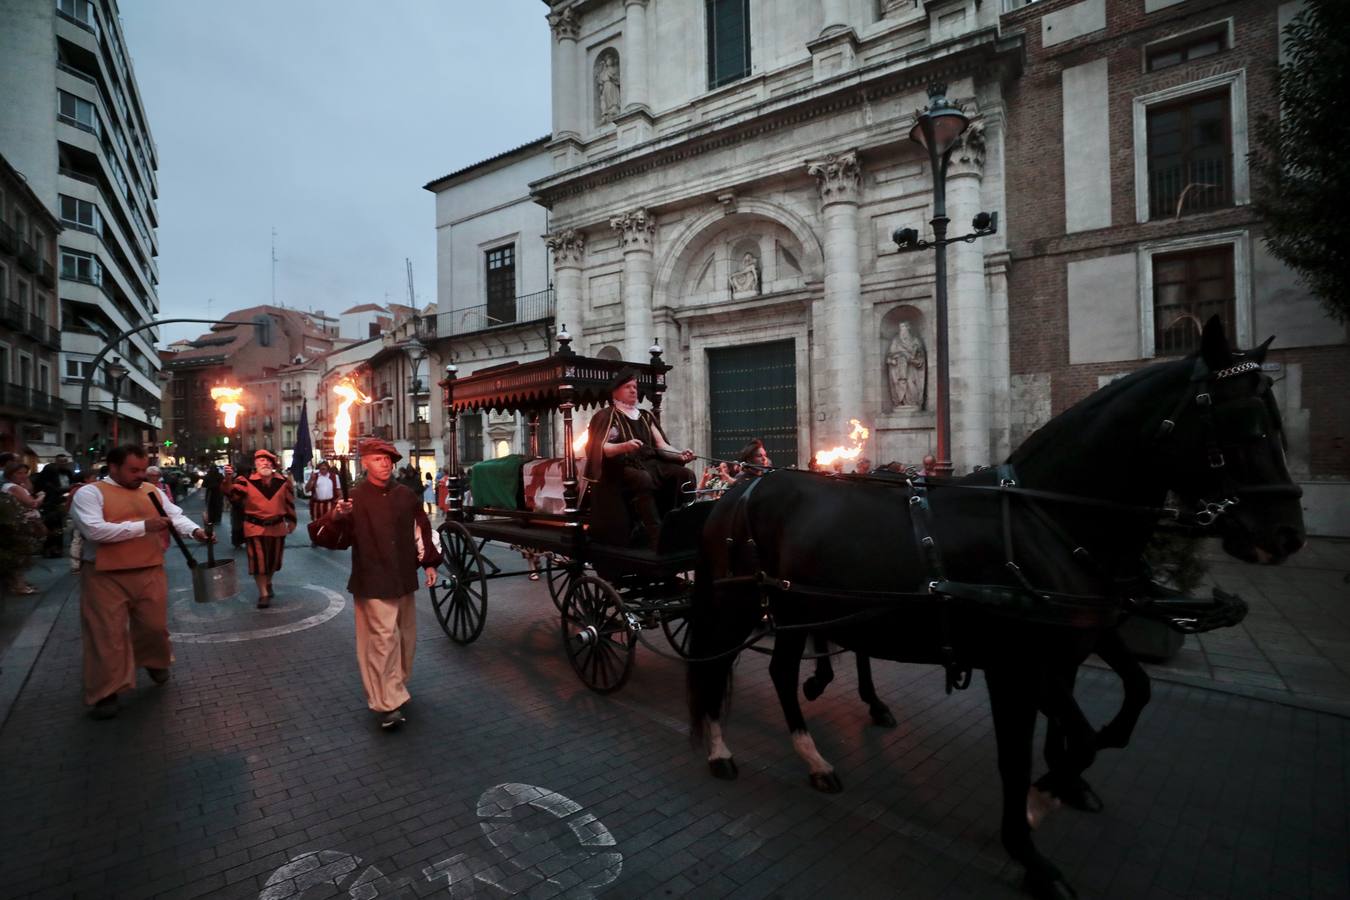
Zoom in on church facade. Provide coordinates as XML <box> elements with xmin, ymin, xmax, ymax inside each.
<box><xmin>532</xmin><ymin>0</ymin><xmax>1021</xmax><ymax>471</ymax></box>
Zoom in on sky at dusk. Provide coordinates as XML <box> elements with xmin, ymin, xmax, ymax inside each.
<box><xmin>118</xmin><ymin>1</ymin><xmax>552</xmax><ymax>345</ymax></box>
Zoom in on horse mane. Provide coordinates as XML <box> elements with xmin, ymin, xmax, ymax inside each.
<box><xmin>1007</xmin><ymin>354</ymin><xmax>1194</xmax><ymax>467</ymax></box>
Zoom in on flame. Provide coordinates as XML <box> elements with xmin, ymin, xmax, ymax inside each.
<box><xmin>332</xmin><ymin>377</ymin><xmax>372</xmax><ymax>456</ymax></box>
<box><xmin>814</xmin><ymin>418</ymin><xmax>870</xmax><ymax>468</ymax></box>
<box><xmin>572</xmin><ymin>429</ymin><xmax>589</xmax><ymax>457</ymax></box>
<box><xmin>210</xmin><ymin>386</ymin><xmax>245</xmax><ymax>429</ymax></box>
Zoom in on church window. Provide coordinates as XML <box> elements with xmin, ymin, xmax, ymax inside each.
<box><xmin>706</xmin><ymin>0</ymin><xmax>751</xmax><ymax>89</ymax></box>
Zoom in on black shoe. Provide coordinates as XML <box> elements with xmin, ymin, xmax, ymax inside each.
<box><xmin>257</xmin><ymin>595</ymin><xmax>270</xmax><ymax>609</ymax></box>
<box><xmin>380</xmin><ymin>708</ymin><xmax>406</xmax><ymax>730</ymax></box>
<box><xmin>146</xmin><ymin>667</ymin><xmax>170</xmax><ymax>685</ymax></box>
<box><xmin>89</xmin><ymin>695</ymin><xmax>118</xmax><ymax>720</ymax></box>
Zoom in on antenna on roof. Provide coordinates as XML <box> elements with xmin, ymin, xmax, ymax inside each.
<box><xmin>405</xmin><ymin>258</ymin><xmax>416</xmax><ymax>307</ymax></box>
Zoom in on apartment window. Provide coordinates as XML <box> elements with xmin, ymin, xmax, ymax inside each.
<box><xmin>58</xmin><ymin>90</ymin><xmax>98</xmax><ymax>135</ymax></box>
<box><xmin>17</xmin><ymin>279</ymin><xmax>29</xmax><ymax>313</ymax></box>
<box><xmin>60</xmin><ymin>194</ymin><xmax>101</xmax><ymax>233</ymax></box>
<box><xmin>0</xmin><ymin>346</ymin><xmax>8</xmax><ymax>383</ymax></box>
<box><xmin>707</xmin><ymin>0</ymin><xmax>751</xmax><ymax>89</ymax></box>
<box><xmin>57</xmin><ymin>0</ymin><xmax>98</xmax><ymax>35</ymax></box>
<box><xmin>60</xmin><ymin>248</ymin><xmax>100</xmax><ymax>283</ymax></box>
<box><xmin>19</xmin><ymin>354</ymin><xmax>31</xmax><ymax>388</ymax></box>
<box><xmin>1146</xmin><ymin>23</ymin><xmax>1230</xmax><ymax>73</ymax></box>
<box><xmin>1153</xmin><ymin>245</ymin><xmax>1235</xmax><ymax>356</ymax></box>
<box><xmin>1146</xmin><ymin>90</ymin><xmax>1231</xmax><ymax>219</ymax></box>
<box><xmin>0</xmin><ymin>263</ymin><xmax>8</xmax><ymax>301</ymax></box>
<box><xmin>485</xmin><ymin>244</ymin><xmax>516</xmax><ymax>326</ymax></box>
<box><xmin>39</xmin><ymin>363</ymin><xmax>50</xmax><ymax>394</ymax></box>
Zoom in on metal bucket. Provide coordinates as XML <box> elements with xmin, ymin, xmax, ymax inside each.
<box><xmin>191</xmin><ymin>557</ymin><xmax>238</xmax><ymax>603</ymax></box>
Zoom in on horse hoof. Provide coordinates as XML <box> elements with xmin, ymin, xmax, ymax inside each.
<box><xmin>1022</xmin><ymin>871</ymin><xmax>1078</xmax><ymax>900</ymax></box>
<box><xmin>708</xmin><ymin>757</ymin><xmax>739</xmax><ymax>780</ymax></box>
<box><xmin>1059</xmin><ymin>778</ymin><xmax>1104</xmax><ymax>813</ymax></box>
<box><xmin>869</xmin><ymin>707</ymin><xmax>897</xmax><ymax>728</ymax></box>
<box><xmin>808</xmin><ymin>771</ymin><xmax>843</xmax><ymax>794</ymax></box>
<box><xmin>802</xmin><ymin>677</ymin><xmax>825</xmax><ymax>701</ymax></box>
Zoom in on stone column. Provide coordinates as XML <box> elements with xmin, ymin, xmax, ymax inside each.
<box><xmin>946</xmin><ymin>121</ymin><xmax>991</xmax><ymax>472</ymax></box>
<box><xmin>547</xmin><ymin>228</ymin><xmax>586</xmax><ymax>345</ymax></box>
<box><xmin>548</xmin><ymin>8</ymin><xmax>580</xmax><ymax>140</ymax></box>
<box><xmin>611</xmin><ymin>209</ymin><xmax>656</xmax><ymax>361</ymax></box>
<box><xmin>807</xmin><ymin>151</ymin><xmax>864</xmax><ymax>447</ymax></box>
<box><xmin>820</xmin><ymin>0</ymin><xmax>848</xmax><ymax>34</ymax></box>
<box><xmin>623</xmin><ymin>0</ymin><xmax>649</xmax><ymax>113</ymax></box>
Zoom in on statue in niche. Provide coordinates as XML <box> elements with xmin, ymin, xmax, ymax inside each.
<box><xmin>596</xmin><ymin>50</ymin><xmax>620</xmax><ymax>124</ymax></box>
<box><xmin>886</xmin><ymin>321</ymin><xmax>927</xmax><ymax>409</ymax></box>
<box><xmin>728</xmin><ymin>252</ymin><xmax>760</xmax><ymax>298</ymax></box>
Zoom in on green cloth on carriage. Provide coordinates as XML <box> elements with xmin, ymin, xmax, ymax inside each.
<box><xmin>470</xmin><ymin>454</ymin><xmax>528</xmax><ymax>510</ymax></box>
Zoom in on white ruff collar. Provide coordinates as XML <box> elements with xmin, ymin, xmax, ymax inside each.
<box><xmin>613</xmin><ymin>401</ymin><xmax>640</xmax><ymax>420</ymax></box>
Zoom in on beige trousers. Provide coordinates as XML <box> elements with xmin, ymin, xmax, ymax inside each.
<box><xmin>79</xmin><ymin>566</ymin><xmax>172</xmax><ymax>706</ymax></box>
<box><xmin>353</xmin><ymin>594</ymin><xmax>416</xmax><ymax>712</ymax></box>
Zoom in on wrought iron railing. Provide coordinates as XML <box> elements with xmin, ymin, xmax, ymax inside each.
<box><xmin>1148</xmin><ymin>157</ymin><xmax>1230</xmax><ymax>220</ymax></box>
<box><xmin>0</xmin><ymin>382</ymin><xmax>66</xmax><ymax>420</ymax></box>
<box><xmin>438</xmin><ymin>287</ymin><xmax>554</xmax><ymax>338</ymax></box>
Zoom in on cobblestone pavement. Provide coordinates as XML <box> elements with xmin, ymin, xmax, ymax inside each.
<box><xmin>0</xmin><ymin>497</ymin><xmax>1346</xmax><ymax>899</ymax></box>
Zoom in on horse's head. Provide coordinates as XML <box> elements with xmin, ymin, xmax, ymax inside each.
<box><xmin>1160</xmin><ymin>317</ymin><xmax>1305</xmax><ymax>564</ymax></box>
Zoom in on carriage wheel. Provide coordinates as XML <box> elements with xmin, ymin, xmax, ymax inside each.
<box><xmin>560</xmin><ymin>576</ymin><xmax>635</xmax><ymax>694</ymax></box>
<box><xmin>543</xmin><ymin>554</ymin><xmax>578</xmax><ymax>613</ymax></box>
<box><xmin>660</xmin><ymin>602</ymin><xmax>694</xmax><ymax>659</ymax></box>
<box><xmin>432</xmin><ymin>521</ymin><xmax>487</xmax><ymax>645</ymax></box>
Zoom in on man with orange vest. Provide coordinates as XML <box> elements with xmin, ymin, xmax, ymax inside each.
<box><xmin>70</xmin><ymin>444</ymin><xmax>212</xmax><ymax>720</ymax></box>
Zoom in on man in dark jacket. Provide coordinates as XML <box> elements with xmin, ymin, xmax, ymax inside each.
<box><xmin>33</xmin><ymin>453</ymin><xmax>75</xmax><ymax>557</ymax></box>
<box><xmin>309</xmin><ymin>438</ymin><xmax>441</xmax><ymax>730</ymax></box>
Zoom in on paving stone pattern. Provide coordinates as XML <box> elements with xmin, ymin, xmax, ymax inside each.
<box><xmin>0</xmin><ymin>501</ymin><xmax>1346</xmax><ymax>899</ymax></box>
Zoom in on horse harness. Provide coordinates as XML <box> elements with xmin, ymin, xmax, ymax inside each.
<box><xmin>711</xmin><ymin>355</ymin><xmax>1300</xmax><ymax>693</ymax></box>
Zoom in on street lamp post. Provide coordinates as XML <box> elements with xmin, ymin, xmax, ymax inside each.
<box><xmin>404</xmin><ymin>315</ymin><xmax>428</xmax><ymax>478</ymax></box>
<box><xmin>892</xmin><ymin>82</ymin><xmax>999</xmax><ymax>477</ymax></box>
<box><xmin>106</xmin><ymin>357</ymin><xmax>128</xmax><ymax>448</ymax></box>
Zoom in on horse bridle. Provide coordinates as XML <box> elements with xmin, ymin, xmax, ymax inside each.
<box><xmin>1152</xmin><ymin>357</ymin><xmax>1302</xmax><ymax>526</ymax></box>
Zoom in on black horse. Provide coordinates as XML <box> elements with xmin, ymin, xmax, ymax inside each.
<box><xmin>686</xmin><ymin>319</ymin><xmax>1304</xmax><ymax>899</ymax></box>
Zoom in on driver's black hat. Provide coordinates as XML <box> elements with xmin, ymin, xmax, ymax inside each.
<box><xmin>607</xmin><ymin>367</ymin><xmax>641</xmax><ymax>394</ymax></box>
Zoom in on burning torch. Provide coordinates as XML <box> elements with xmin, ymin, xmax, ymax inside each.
<box><xmin>210</xmin><ymin>386</ymin><xmax>245</xmax><ymax>467</ymax></box>
<box><xmin>814</xmin><ymin>418</ymin><xmax>870</xmax><ymax>473</ymax></box>
<box><xmin>332</xmin><ymin>377</ymin><xmax>372</xmax><ymax>500</ymax></box>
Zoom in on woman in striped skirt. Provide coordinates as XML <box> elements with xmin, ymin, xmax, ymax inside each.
<box><xmin>227</xmin><ymin>449</ymin><xmax>296</xmax><ymax>608</ymax></box>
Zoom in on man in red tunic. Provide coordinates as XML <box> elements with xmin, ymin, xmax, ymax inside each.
<box><xmin>308</xmin><ymin>438</ymin><xmax>442</xmax><ymax>730</ymax></box>
<box><xmin>226</xmin><ymin>449</ymin><xmax>296</xmax><ymax>608</ymax></box>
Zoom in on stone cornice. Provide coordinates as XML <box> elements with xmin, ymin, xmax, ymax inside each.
<box><xmin>531</xmin><ymin>27</ymin><xmax>1024</xmax><ymax>209</ymax></box>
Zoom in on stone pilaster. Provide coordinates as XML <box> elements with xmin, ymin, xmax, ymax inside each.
<box><xmin>547</xmin><ymin>228</ymin><xmax>586</xmax><ymax>345</ymax></box>
<box><xmin>946</xmin><ymin>120</ymin><xmax>991</xmax><ymax>471</ymax></box>
<box><xmin>808</xmin><ymin>0</ymin><xmax>858</xmax><ymax>78</ymax></box>
<box><xmin>548</xmin><ymin>7</ymin><xmax>581</xmax><ymax>142</ymax></box>
<box><xmin>614</xmin><ymin>0</ymin><xmax>655</xmax><ymax>148</ymax></box>
<box><xmin>807</xmin><ymin>151</ymin><xmax>864</xmax><ymax>446</ymax></box>
<box><xmin>611</xmin><ymin>209</ymin><xmax>656</xmax><ymax>361</ymax></box>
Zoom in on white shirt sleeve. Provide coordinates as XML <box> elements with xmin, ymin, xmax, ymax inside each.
<box><xmin>73</xmin><ymin>481</ymin><xmax>146</xmax><ymax>544</ymax></box>
<box><xmin>152</xmin><ymin>488</ymin><xmax>202</xmax><ymax>539</ymax></box>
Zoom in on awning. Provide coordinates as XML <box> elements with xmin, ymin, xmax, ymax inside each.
<box><xmin>25</xmin><ymin>442</ymin><xmax>74</xmax><ymax>462</ymax></box>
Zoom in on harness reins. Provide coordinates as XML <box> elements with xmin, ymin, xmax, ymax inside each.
<box><xmin>703</xmin><ymin>355</ymin><xmax>1301</xmax><ymax>691</ymax></box>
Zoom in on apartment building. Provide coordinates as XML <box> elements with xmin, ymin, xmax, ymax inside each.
<box><xmin>0</xmin><ymin>0</ymin><xmax>164</xmax><ymax>456</ymax></box>
<box><xmin>0</xmin><ymin>152</ymin><xmax>64</xmax><ymax>463</ymax></box>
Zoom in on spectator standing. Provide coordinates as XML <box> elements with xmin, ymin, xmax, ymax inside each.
<box><xmin>2</xmin><ymin>461</ymin><xmax>45</xmax><ymax>594</ymax></box>
<box><xmin>32</xmin><ymin>453</ymin><xmax>74</xmax><ymax>558</ymax></box>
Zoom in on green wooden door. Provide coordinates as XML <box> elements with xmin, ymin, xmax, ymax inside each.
<box><xmin>708</xmin><ymin>340</ymin><xmax>797</xmax><ymax>465</ymax></box>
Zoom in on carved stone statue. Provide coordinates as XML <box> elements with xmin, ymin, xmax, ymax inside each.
<box><xmin>596</xmin><ymin>51</ymin><xmax>621</xmax><ymax>124</ymax></box>
<box><xmin>886</xmin><ymin>321</ymin><xmax>927</xmax><ymax>409</ymax></box>
<box><xmin>728</xmin><ymin>252</ymin><xmax>760</xmax><ymax>297</ymax></box>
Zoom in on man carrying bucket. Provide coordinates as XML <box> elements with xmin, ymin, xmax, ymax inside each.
<box><xmin>308</xmin><ymin>438</ymin><xmax>441</xmax><ymax>731</ymax></box>
<box><xmin>70</xmin><ymin>444</ymin><xmax>213</xmax><ymax>720</ymax></box>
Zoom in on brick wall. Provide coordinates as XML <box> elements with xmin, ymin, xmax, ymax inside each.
<box><xmin>1001</xmin><ymin>0</ymin><xmax>1349</xmax><ymax>478</ymax></box>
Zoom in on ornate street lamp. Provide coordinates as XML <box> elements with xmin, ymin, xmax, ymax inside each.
<box><xmin>893</xmin><ymin>82</ymin><xmax>999</xmax><ymax>477</ymax></box>
<box><xmin>404</xmin><ymin>313</ymin><xmax>428</xmax><ymax>477</ymax></box>
<box><xmin>106</xmin><ymin>357</ymin><xmax>129</xmax><ymax>448</ymax></box>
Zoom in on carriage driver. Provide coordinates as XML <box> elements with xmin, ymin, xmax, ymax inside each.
<box><xmin>585</xmin><ymin>368</ymin><xmax>697</xmax><ymax>549</ymax></box>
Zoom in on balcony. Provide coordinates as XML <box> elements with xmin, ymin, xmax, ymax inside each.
<box><xmin>1</xmin><ymin>300</ymin><xmax>25</xmax><ymax>331</ymax></box>
<box><xmin>407</xmin><ymin>421</ymin><xmax>431</xmax><ymax>443</ymax></box>
<box><xmin>0</xmin><ymin>220</ymin><xmax>15</xmax><ymax>253</ymax></box>
<box><xmin>0</xmin><ymin>382</ymin><xmax>66</xmax><ymax>424</ymax></box>
<box><xmin>39</xmin><ymin>259</ymin><xmax>56</xmax><ymax>288</ymax></box>
<box><xmin>28</xmin><ymin>313</ymin><xmax>60</xmax><ymax>350</ymax></box>
<box><xmin>1148</xmin><ymin>157</ymin><xmax>1231</xmax><ymax>221</ymax></box>
<box><xmin>281</xmin><ymin>413</ymin><xmax>300</xmax><ymax>426</ymax></box>
<box><xmin>18</xmin><ymin>241</ymin><xmax>40</xmax><ymax>274</ymax></box>
<box><xmin>373</xmin><ymin>424</ymin><xmax>393</xmax><ymax>441</ymax></box>
<box><xmin>439</xmin><ymin>287</ymin><xmax>554</xmax><ymax>338</ymax></box>
<box><xmin>281</xmin><ymin>388</ymin><xmax>303</xmax><ymax>402</ymax></box>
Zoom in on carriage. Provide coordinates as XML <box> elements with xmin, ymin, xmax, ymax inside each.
<box><xmin>429</xmin><ymin>334</ymin><xmax>711</xmax><ymax>693</ymax></box>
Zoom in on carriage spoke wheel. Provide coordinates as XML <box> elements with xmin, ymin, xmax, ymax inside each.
<box><xmin>660</xmin><ymin>602</ymin><xmax>694</xmax><ymax>659</ymax></box>
<box><xmin>543</xmin><ymin>554</ymin><xmax>578</xmax><ymax>613</ymax></box>
<box><xmin>432</xmin><ymin>521</ymin><xmax>487</xmax><ymax>645</ymax></box>
<box><xmin>560</xmin><ymin>576</ymin><xmax>635</xmax><ymax>694</ymax></box>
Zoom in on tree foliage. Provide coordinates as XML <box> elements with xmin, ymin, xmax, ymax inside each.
<box><xmin>1251</xmin><ymin>0</ymin><xmax>1350</xmax><ymax>324</ymax></box>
